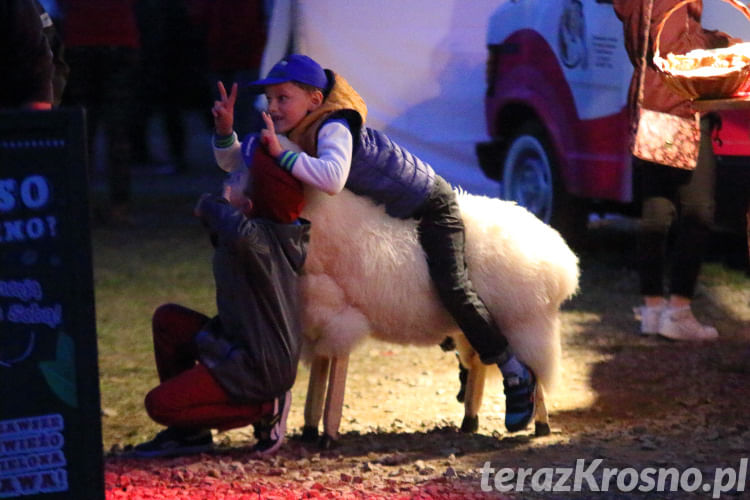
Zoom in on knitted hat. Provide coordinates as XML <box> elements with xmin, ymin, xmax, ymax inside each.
<box><xmin>246</xmin><ymin>146</ymin><xmax>305</xmax><ymax>223</ymax></box>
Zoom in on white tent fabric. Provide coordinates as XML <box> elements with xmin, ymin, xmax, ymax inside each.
<box><xmin>261</xmin><ymin>0</ymin><xmax>502</xmax><ymax>198</ymax></box>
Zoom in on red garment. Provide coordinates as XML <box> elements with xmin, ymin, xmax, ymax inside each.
<box><xmin>145</xmin><ymin>304</ymin><xmax>273</xmax><ymax>431</ymax></box>
<box><xmin>60</xmin><ymin>0</ymin><xmax>140</xmax><ymax>48</ymax></box>
<box><xmin>145</xmin><ymin>363</ymin><xmax>271</xmax><ymax>431</ymax></box>
<box><xmin>613</xmin><ymin>0</ymin><xmax>736</xmax><ymax>119</ymax></box>
<box><xmin>248</xmin><ymin>146</ymin><xmax>306</xmax><ymax>223</ymax></box>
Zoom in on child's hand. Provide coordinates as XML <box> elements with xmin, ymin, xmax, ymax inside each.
<box><xmin>260</xmin><ymin>112</ymin><xmax>283</xmax><ymax>158</ymax></box>
<box><xmin>194</xmin><ymin>193</ymin><xmax>213</xmax><ymax>217</ymax></box>
<box><xmin>212</xmin><ymin>81</ymin><xmax>237</xmax><ymax>136</ymax></box>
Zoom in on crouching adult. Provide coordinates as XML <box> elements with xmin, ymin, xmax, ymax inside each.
<box><xmin>134</xmin><ymin>143</ymin><xmax>310</xmax><ymax>458</ymax></box>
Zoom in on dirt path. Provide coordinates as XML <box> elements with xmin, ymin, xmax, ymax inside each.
<box><xmin>107</xmin><ymin>327</ymin><xmax>750</xmax><ymax>499</ymax></box>
<box><xmin>106</xmin><ymin>224</ymin><xmax>750</xmax><ymax>499</ymax></box>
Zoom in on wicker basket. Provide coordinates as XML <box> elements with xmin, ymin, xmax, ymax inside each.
<box><xmin>653</xmin><ymin>0</ymin><xmax>750</xmax><ymax>100</ymax></box>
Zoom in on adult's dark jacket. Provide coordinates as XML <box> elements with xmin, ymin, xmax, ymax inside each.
<box><xmin>0</xmin><ymin>0</ymin><xmax>53</xmax><ymax>107</ymax></box>
<box><xmin>194</xmin><ymin>196</ymin><xmax>310</xmax><ymax>403</ymax></box>
<box><xmin>614</xmin><ymin>0</ymin><xmax>737</xmax><ymax>121</ymax></box>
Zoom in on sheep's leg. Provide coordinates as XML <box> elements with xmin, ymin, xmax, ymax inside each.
<box><xmin>534</xmin><ymin>383</ymin><xmax>551</xmax><ymax>436</ymax></box>
<box><xmin>302</xmin><ymin>355</ymin><xmax>331</xmax><ymax>442</ymax></box>
<box><xmin>320</xmin><ymin>353</ymin><xmax>349</xmax><ymax>448</ymax></box>
<box><xmin>460</xmin><ymin>359</ymin><xmax>486</xmax><ymax>433</ymax></box>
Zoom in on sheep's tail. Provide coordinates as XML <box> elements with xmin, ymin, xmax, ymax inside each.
<box><xmin>455</xmin><ymin>190</ymin><xmax>580</xmax><ymax>394</ymax></box>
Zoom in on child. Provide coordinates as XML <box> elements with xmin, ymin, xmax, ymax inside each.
<box><xmin>133</xmin><ymin>144</ymin><xmax>310</xmax><ymax>457</ymax></box>
<box><xmin>212</xmin><ymin>54</ymin><xmax>536</xmax><ymax>433</ymax></box>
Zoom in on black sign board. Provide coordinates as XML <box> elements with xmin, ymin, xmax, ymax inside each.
<box><xmin>0</xmin><ymin>109</ymin><xmax>104</xmax><ymax>499</ymax></box>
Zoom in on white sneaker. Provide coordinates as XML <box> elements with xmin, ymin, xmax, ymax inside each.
<box><xmin>633</xmin><ymin>305</ymin><xmax>663</xmax><ymax>335</ymax></box>
<box><xmin>659</xmin><ymin>306</ymin><xmax>718</xmax><ymax>341</ymax></box>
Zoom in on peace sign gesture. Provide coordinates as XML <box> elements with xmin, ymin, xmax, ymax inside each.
<box><xmin>212</xmin><ymin>81</ymin><xmax>237</xmax><ymax>137</ymax></box>
<box><xmin>260</xmin><ymin>111</ymin><xmax>283</xmax><ymax>158</ymax></box>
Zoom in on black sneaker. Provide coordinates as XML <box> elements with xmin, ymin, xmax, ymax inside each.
<box><xmin>251</xmin><ymin>391</ymin><xmax>291</xmax><ymax>457</ymax></box>
<box><xmin>503</xmin><ymin>368</ymin><xmax>536</xmax><ymax>433</ymax></box>
<box><xmin>133</xmin><ymin>427</ymin><xmax>213</xmax><ymax>458</ymax></box>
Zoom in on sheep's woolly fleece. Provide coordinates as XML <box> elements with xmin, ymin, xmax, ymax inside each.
<box><xmin>300</xmin><ymin>187</ymin><xmax>579</xmax><ymax>393</ymax></box>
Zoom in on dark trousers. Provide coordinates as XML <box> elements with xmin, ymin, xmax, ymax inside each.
<box><xmin>637</xmin><ymin>117</ymin><xmax>716</xmax><ymax>298</ymax></box>
<box><xmin>416</xmin><ymin>177</ymin><xmax>510</xmax><ymax>365</ymax></box>
<box><xmin>62</xmin><ymin>46</ymin><xmax>139</xmax><ymax>205</ymax></box>
<box><xmin>145</xmin><ymin>303</ymin><xmax>271</xmax><ymax>431</ymax></box>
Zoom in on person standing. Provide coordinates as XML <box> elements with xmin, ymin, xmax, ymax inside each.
<box><xmin>199</xmin><ymin>0</ymin><xmax>268</xmax><ymax>138</ymax></box>
<box><xmin>614</xmin><ymin>0</ymin><xmax>738</xmax><ymax>341</ymax></box>
<box><xmin>59</xmin><ymin>0</ymin><xmax>141</xmax><ymax>223</ymax></box>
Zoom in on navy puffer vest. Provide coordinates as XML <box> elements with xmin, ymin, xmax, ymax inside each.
<box><xmin>328</xmin><ymin>111</ymin><xmax>435</xmax><ymax>219</ymax></box>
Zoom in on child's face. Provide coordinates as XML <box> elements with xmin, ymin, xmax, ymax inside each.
<box><xmin>224</xmin><ymin>170</ymin><xmax>253</xmax><ymax>216</ymax></box>
<box><xmin>265</xmin><ymin>82</ymin><xmax>323</xmax><ymax>134</ymax></box>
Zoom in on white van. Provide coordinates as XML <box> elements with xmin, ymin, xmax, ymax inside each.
<box><xmin>476</xmin><ymin>0</ymin><xmax>750</xmax><ymax>237</ymax></box>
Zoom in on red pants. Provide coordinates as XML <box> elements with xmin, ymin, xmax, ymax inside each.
<box><xmin>144</xmin><ymin>304</ymin><xmax>273</xmax><ymax>431</ymax></box>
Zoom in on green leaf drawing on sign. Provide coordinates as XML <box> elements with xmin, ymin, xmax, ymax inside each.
<box><xmin>39</xmin><ymin>332</ymin><xmax>78</xmax><ymax>407</ymax></box>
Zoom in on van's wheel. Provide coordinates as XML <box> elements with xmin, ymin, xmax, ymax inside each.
<box><xmin>501</xmin><ymin>121</ymin><xmax>588</xmax><ymax>245</ymax></box>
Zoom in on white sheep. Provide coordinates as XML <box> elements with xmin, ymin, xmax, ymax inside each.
<box><xmin>298</xmin><ymin>186</ymin><xmax>579</xmax><ymax>446</ymax></box>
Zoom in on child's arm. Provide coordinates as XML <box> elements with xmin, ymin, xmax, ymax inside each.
<box><xmin>194</xmin><ymin>193</ymin><xmax>255</xmax><ymax>250</ymax></box>
<box><xmin>211</xmin><ymin>81</ymin><xmax>244</xmax><ymax>172</ymax></box>
<box><xmin>261</xmin><ymin>113</ymin><xmax>352</xmax><ymax>195</ymax></box>
<box><xmin>213</xmin><ymin>136</ymin><xmax>244</xmax><ymax>173</ymax></box>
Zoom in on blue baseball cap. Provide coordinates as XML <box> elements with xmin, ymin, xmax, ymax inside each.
<box><xmin>248</xmin><ymin>54</ymin><xmax>328</xmax><ymax>92</ymax></box>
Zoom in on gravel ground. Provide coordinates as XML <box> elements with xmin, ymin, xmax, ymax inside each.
<box><xmin>106</xmin><ymin>223</ymin><xmax>750</xmax><ymax>499</ymax></box>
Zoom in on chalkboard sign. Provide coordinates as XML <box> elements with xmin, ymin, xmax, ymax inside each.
<box><xmin>0</xmin><ymin>109</ymin><xmax>104</xmax><ymax>499</ymax></box>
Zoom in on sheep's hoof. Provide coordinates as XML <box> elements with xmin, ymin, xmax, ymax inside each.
<box><xmin>534</xmin><ymin>421</ymin><xmax>551</xmax><ymax>436</ymax></box>
<box><xmin>439</xmin><ymin>337</ymin><xmax>456</xmax><ymax>351</ymax></box>
<box><xmin>318</xmin><ymin>434</ymin><xmax>337</xmax><ymax>450</ymax></box>
<box><xmin>460</xmin><ymin>415</ymin><xmax>478</xmax><ymax>433</ymax></box>
<box><xmin>300</xmin><ymin>425</ymin><xmax>319</xmax><ymax>443</ymax></box>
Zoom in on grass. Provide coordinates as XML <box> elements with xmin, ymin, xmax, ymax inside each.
<box><xmin>92</xmin><ymin>170</ymin><xmax>221</xmax><ymax>450</ymax></box>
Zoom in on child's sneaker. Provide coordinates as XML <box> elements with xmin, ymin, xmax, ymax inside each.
<box><xmin>133</xmin><ymin>427</ymin><xmax>213</xmax><ymax>458</ymax></box>
<box><xmin>633</xmin><ymin>304</ymin><xmax>664</xmax><ymax>335</ymax></box>
<box><xmin>503</xmin><ymin>367</ymin><xmax>536</xmax><ymax>432</ymax></box>
<box><xmin>251</xmin><ymin>391</ymin><xmax>291</xmax><ymax>457</ymax></box>
<box><xmin>659</xmin><ymin>306</ymin><xmax>718</xmax><ymax>341</ymax></box>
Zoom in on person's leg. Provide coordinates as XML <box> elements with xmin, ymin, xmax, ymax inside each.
<box><xmin>670</xmin><ymin>121</ymin><xmax>716</xmax><ymax>299</ymax></box>
<box><xmin>103</xmin><ymin>47</ymin><xmax>140</xmax><ymax>216</ymax></box>
<box><xmin>151</xmin><ymin>303</ymin><xmax>209</xmax><ymax>382</ymax></box>
<box><xmin>635</xmin><ymin>160</ymin><xmax>677</xmax><ymax>333</ymax></box>
<box><xmin>144</xmin><ymin>363</ymin><xmax>272</xmax><ymax>431</ymax></box>
<box><xmin>416</xmin><ymin>177</ymin><xmax>535</xmax><ymax>431</ymax></box>
<box><xmin>136</xmin><ymin>362</ymin><xmax>274</xmax><ymax>457</ymax></box>
<box><xmin>416</xmin><ymin>178</ymin><xmax>509</xmax><ymax>363</ymax></box>
<box><xmin>660</xmin><ymin>121</ymin><xmax>718</xmax><ymax>341</ymax></box>
<box><xmin>637</xmin><ymin>161</ymin><xmax>677</xmax><ymax>298</ymax></box>
<box><xmin>163</xmin><ymin>102</ymin><xmax>188</xmax><ymax>172</ymax></box>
